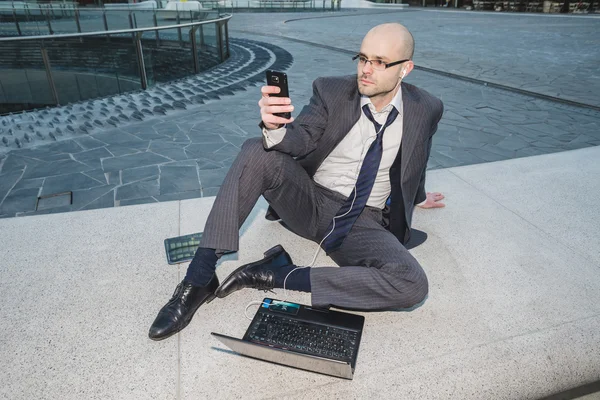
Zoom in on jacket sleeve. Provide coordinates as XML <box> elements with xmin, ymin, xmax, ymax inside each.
<box><xmin>261</xmin><ymin>78</ymin><xmax>329</xmax><ymax>158</ymax></box>
<box><xmin>415</xmin><ymin>99</ymin><xmax>444</xmax><ymax>205</ymax></box>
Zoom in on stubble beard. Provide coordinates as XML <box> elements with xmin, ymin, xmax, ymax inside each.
<box><xmin>357</xmin><ymin>75</ymin><xmax>396</xmax><ymax>101</ymax></box>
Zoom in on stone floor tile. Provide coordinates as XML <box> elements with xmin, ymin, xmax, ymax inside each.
<box><xmin>154</xmin><ymin>190</ymin><xmax>203</xmax><ymax>202</ymax></box>
<box><xmin>102</xmin><ymin>152</ymin><xmax>170</xmax><ymax>173</ymax></box>
<box><xmin>91</xmin><ymin>130</ymin><xmax>147</xmax><ymax>147</ymax></box>
<box><xmin>12</xmin><ymin>177</ymin><xmax>44</xmax><ymax>192</ymax></box>
<box><xmin>494</xmin><ymin>135</ymin><xmax>531</xmax><ymax>152</ymax></box>
<box><xmin>0</xmin><ymin>170</ymin><xmax>24</xmax><ymax>203</ymax></box>
<box><xmin>201</xmin><ymin>187</ymin><xmax>220</xmax><ymax>197</ymax></box>
<box><xmin>72</xmin><ymin>147</ymin><xmax>114</xmax><ymax>170</ymax></box>
<box><xmin>184</xmin><ymin>143</ymin><xmax>229</xmax><ymax>158</ymax></box>
<box><xmin>22</xmin><ymin>159</ymin><xmax>92</xmax><ymax>180</ymax></box>
<box><xmin>73</xmin><ymin>137</ymin><xmax>108</xmax><ymax>150</ymax></box>
<box><xmin>159</xmin><ymin>166</ymin><xmax>201</xmax><ymax>195</ymax></box>
<box><xmin>121</xmin><ymin>165</ymin><xmax>160</xmax><ymax>184</ymax></box>
<box><xmin>198</xmin><ymin>168</ymin><xmax>230</xmax><ymax>189</ymax></box>
<box><xmin>80</xmin><ymin>190</ymin><xmax>116</xmax><ymax>211</ymax></box>
<box><xmin>71</xmin><ymin>185</ymin><xmax>116</xmax><ymax>210</ymax></box>
<box><xmin>41</xmin><ymin>172</ymin><xmax>106</xmax><ymax>197</ymax></box>
<box><xmin>37</xmin><ymin>192</ymin><xmax>73</xmax><ymax>211</ymax></box>
<box><xmin>148</xmin><ymin>146</ymin><xmax>188</xmax><ymax>162</ymax></box>
<box><xmin>117</xmin><ymin>196</ymin><xmax>158</xmax><ymax>207</ymax></box>
<box><xmin>115</xmin><ymin>178</ymin><xmax>160</xmax><ymax>201</ymax></box>
<box><xmin>0</xmin><ymin>188</ymin><xmax>39</xmax><ymax>215</ymax></box>
<box><xmin>105</xmin><ymin>145</ymin><xmax>143</xmax><ymax>157</ymax></box>
<box><xmin>82</xmin><ymin>169</ymin><xmax>109</xmax><ymax>185</ymax></box>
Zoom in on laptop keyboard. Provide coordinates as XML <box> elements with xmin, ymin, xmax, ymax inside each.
<box><xmin>248</xmin><ymin>312</ymin><xmax>358</xmax><ymax>361</ymax></box>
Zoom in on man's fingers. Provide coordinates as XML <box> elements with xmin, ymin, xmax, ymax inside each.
<box><xmin>263</xmin><ymin>115</ymin><xmax>294</xmax><ymax>126</ymax></box>
<box><xmin>263</xmin><ymin>105</ymin><xmax>294</xmax><ymax>115</ymax></box>
<box><xmin>261</xmin><ymin>85</ymin><xmax>281</xmax><ymax>95</ymax></box>
<box><xmin>259</xmin><ymin>97</ymin><xmax>290</xmax><ymax>107</ymax></box>
<box><xmin>265</xmin><ymin>97</ymin><xmax>292</xmax><ymax>106</ymax></box>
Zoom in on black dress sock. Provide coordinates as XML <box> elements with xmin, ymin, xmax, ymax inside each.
<box><xmin>184</xmin><ymin>247</ymin><xmax>219</xmax><ymax>286</ymax></box>
<box><xmin>272</xmin><ymin>264</ymin><xmax>312</xmax><ymax>293</ymax></box>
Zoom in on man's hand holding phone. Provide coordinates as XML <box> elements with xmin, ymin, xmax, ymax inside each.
<box><xmin>259</xmin><ymin>86</ymin><xmax>294</xmax><ymax>130</ymax></box>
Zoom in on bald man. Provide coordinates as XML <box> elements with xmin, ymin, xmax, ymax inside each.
<box><xmin>149</xmin><ymin>23</ymin><xmax>445</xmax><ymax>341</ymax></box>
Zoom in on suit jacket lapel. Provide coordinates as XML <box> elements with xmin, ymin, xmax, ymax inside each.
<box><xmin>400</xmin><ymin>83</ymin><xmax>423</xmax><ymax>182</ymax></box>
<box><xmin>333</xmin><ymin>81</ymin><xmax>362</xmax><ymax>148</ymax></box>
<box><xmin>303</xmin><ymin>80</ymin><xmax>361</xmax><ymax>176</ymax></box>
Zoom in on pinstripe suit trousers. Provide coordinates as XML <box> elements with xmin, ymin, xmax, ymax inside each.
<box><xmin>199</xmin><ymin>138</ymin><xmax>428</xmax><ymax>311</ymax></box>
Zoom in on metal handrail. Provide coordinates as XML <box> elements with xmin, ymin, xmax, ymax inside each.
<box><xmin>0</xmin><ymin>14</ymin><xmax>232</xmax><ymax>42</ymax></box>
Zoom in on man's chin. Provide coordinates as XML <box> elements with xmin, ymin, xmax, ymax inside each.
<box><xmin>358</xmin><ymin>84</ymin><xmax>375</xmax><ymax>97</ymax></box>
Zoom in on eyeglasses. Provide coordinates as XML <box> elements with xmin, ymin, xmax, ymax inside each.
<box><xmin>352</xmin><ymin>54</ymin><xmax>410</xmax><ymax>71</ymax></box>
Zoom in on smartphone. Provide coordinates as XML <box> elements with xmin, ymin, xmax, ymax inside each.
<box><xmin>265</xmin><ymin>70</ymin><xmax>290</xmax><ymax>119</ymax></box>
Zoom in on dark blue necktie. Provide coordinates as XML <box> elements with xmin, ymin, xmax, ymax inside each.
<box><xmin>322</xmin><ymin>104</ymin><xmax>399</xmax><ymax>254</ymax></box>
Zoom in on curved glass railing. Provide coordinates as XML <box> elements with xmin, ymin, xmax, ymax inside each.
<box><xmin>0</xmin><ymin>3</ymin><xmax>222</xmax><ymax>37</ymax></box>
<box><xmin>0</xmin><ymin>14</ymin><xmax>231</xmax><ymax>113</ymax></box>
<box><xmin>0</xmin><ymin>0</ymin><xmax>338</xmax><ymax>39</ymax></box>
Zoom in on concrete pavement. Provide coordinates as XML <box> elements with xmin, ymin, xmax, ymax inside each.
<box><xmin>1</xmin><ymin>146</ymin><xmax>599</xmax><ymax>399</ymax></box>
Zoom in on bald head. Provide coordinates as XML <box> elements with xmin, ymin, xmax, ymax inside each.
<box><xmin>363</xmin><ymin>23</ymin><xmax>414</xmax><ymax>60</ymax></box>
<box><xmin>356</xmin><ymin>23</ymin><xmax>416</xmax><ymax>110</ymax></box>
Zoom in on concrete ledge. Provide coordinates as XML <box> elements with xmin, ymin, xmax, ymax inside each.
<box><xmin>0</xmin><ymin>147</ymin><xmax>599</xmax><ymax>399</ymax></box>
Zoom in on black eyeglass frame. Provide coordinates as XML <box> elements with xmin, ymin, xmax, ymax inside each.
<box><xmin>352</xmin><ymin>54</ymin><xmax>410</xmax><ymax>70</ymax></box>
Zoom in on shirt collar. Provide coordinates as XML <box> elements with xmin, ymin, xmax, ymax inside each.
<box><xmin>360</xmin><ymin>84</ymin><xmax>403</xmax><ymax>116</ymax></box>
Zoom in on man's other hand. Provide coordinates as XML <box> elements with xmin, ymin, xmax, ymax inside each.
<box><xmin>418</xmin><ymin>192</ymin><xmax>445</xmax><ymax>209</ymax></box>
<box><xmin>259</xmin><ymin>86</ymin><xmax>295</xmax><ymax>130</ymax></box>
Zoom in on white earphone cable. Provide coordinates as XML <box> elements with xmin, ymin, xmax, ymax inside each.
<box><xmin>281</xmin><ymin>119</ymin><xmax>385</xmax><ymax>299</ymax></box>
<box><xmin>244</xmin><ymin>108</ymin><xmax>387</xmax><ymax>319</ymax></box>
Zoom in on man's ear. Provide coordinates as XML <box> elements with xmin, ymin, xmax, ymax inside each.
<box><xmin>402</xmin><ymin>61</ymin><xmax>415</xmax><ymax>79</ymax></box>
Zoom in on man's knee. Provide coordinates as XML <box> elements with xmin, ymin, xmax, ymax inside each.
<box><xmin>239</xmin><ymin>137</ymin><xmax>284</xmax><ymax>170</ymax></box>
<box><xmin>384</xmin><ymin>262</ymin><xmax>429</xmax><ymax>309</ymax></box>
<box><xmin>240</xmin><ymin>137</ymin><xmax>265</xmax><ymax>156</ymax></box>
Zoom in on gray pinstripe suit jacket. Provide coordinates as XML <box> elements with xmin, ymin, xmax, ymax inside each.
<box><xmin>264</xmin><ymin>75</ymin><xmax>444</xmax><ymax>245</ymax></box>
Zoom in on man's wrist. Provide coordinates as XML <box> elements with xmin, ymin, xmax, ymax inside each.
<box><xmin>266</xmin><ymin>123</ymin><xmax>284</xmax><ymax>130</ymax></box>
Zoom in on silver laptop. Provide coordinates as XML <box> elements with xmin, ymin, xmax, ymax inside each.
<box><xmin>212</xmin><ymin>298</ymin><xmax>365</xmax><ymax>380</ymax></box>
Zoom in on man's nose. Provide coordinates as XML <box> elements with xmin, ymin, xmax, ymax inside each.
<box><xmin>362</xmin><ymin>61</ymin><xmax>373</xmax><ymax>75</ymax></box>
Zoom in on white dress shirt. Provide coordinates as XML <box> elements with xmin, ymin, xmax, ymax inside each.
<box><xmin>263</xmin><ymin>88</ymin><xmax>425</xmax><ymax>209</ymax></box>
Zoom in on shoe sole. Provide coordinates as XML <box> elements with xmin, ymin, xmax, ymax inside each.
<box><xmin>149</xmin><ymin>293</ymin><xmax>216</xmax><ymax>342</ymax></box>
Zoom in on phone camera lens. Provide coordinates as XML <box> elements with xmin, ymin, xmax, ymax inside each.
<box><xmin>273</xmin><ymin>76</ymin><xmax>280</xmax><ymax>83</ymax></box>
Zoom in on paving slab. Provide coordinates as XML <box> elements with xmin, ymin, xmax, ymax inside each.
<box><xmin>0</xmin><ymin>202</ymin><xmax>181</xmax><ymax>400</ymax></box>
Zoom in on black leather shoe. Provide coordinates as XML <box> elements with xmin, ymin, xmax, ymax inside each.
<box><xmin>148</xmin><ymin>274</ymin><xmax>219</xmax><ymax>341</ymax></box>
<box><xmin>215</xmin><ymin>245</ymin><xmax>293</xmax><ymax>298</ymax></box>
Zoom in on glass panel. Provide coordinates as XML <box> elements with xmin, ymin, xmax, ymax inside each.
<box><xmin>0</xmin><ymin>41</ymin><xmax>54</xmax><ymax>114</ymax></box>
<box><xmin>48</xmin><ymin>4</ymin><xmax>80</xmax><ymax>34</ymax></box>
<box><xmin>21</xmin><ymin>5</ymin><xmax>47</xmax><ymax>36</ymax></box>
<box><xmin>105</xmin><ymin>9</ymin><xmax>133</xmax><ymax>31</ymax></box>
<box><xmin>77</xmin><ymin>9</ymin><xmax>107</xmax><ymax>33</ymax></box>
<box><xmin>195</xmin><ymin>24</ymin><xmax>220</xmax><ymax>72</ymax></box>
<box><xmin>202</xmin><ymin>21</ymin><xmax>218</xmax><ymax>56</ymax></box>
<box><xmin>142</xmin><ymin>27</ymin><xmax>194</xmax><ymax>86</ymax></box>
<box><xmin>0</xmin><ymin>13</ymin><xmax>20</xmax><ymax>37</ymax></box>
<box><xmin>131</xmin><ymin>10</ymin><xmax>156</xmax><ymax>29</ymax></box>
<box><xmin>43</xmin><ymin>35</ymin><xmax>141</xmax><ymax>103</ymax></box>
